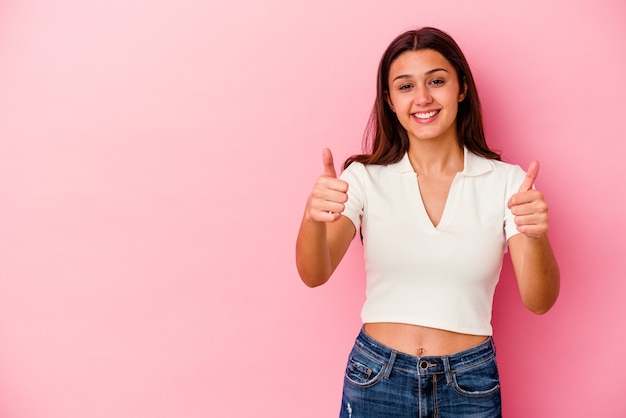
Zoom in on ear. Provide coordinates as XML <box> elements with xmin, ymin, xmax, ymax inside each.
<box><xmin>385</xmin><ymin>91</ymin><xmax>395</xmax><ymax>112</ymax></box>
<box><xmin>458</xmin><ymin>80</ymin><xmax>468</xmax><ymax>102</ymax></box>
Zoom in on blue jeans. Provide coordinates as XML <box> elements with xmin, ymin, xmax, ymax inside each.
<box><xmin>340</xmin><ymin>328</ymin><xmax>502</xmax><ymax>418</ymax></box>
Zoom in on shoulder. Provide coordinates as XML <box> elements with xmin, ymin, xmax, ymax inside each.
<box><xmin>492</xmin><ymin>159</ymin><xmax>525</xmax><ymax>177</ymax></box>
<box><xmin>340</xmin><ymin>160</ymin><xmax>366</xmax><ymax>181</ymax></box>
<box><xmin>341</xmin><ymin>157</ymin><xmax>408</xmax><ymax>180</ymax></box>
<box><xmin>344</xmin><ymin>153</ymin><xmax>412</xmax><ymax>175</ymax></box>
<box><xmin>465</xmin><ymin>152</ymin><xmax>527</xmax><ymax>195</ymax></box>
<box><xmin>491</xmin><ymin>159</ymin><xmax>526</xmax><ymax>187</ymax></box>
<box><xmin>466</xmin><ymin>151</ymin><xmax>524</xmax><ymax>179</ymax></box>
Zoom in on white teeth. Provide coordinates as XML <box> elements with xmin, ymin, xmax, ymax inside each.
<box><xmin>413</xmin><ymin>110</ymin><xmax>438</xmax><ymax>119</ymax></box>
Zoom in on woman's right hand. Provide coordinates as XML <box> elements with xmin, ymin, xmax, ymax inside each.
<box><xmin>305</xmin><ymin>148</ymin><xmax>349</xmax><ymax>223</ymax></box>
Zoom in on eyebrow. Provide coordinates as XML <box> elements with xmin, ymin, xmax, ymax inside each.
<box><xmin>392</xmin><ymin>68</ymin><xmax>449</xmax><ymax>82</ymax></box>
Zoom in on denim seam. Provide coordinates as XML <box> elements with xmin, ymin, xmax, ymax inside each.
<box><xmin>450</xmin><ymin>356</ymin><xmax>500</xmax><ymax>398</ymax></box>
<box><xmin>433</xmin><ymin>373</ymin><xmax>438</xmax><ymax>418</ymax></box>
<box><xmin>352</xmin><ymin>344</ymin><xmax>387</xmax><ymax>367</ymax></box>
<box><xmin>344</xmin><ymin>345</ymin><xmax>388</xmax><ymax>389</ymax></box>
<box><xmin>383</xmin><ymin>350</ymin><xmax>397</xmax><ymax>379</ymax></box>
<box><xmin>451</xmin><ymin>376</ymin><xmax>501</xmax><ymax>398</ymax></box>
<box><xmin>442</xmin><ymin>357</ymin><xmax>453</xmax><ymax>386</ymax></box>
<box><xmin>449</xmin><ymin>352</ymin><xmax>496</xmax><ymax>373</ymax></box>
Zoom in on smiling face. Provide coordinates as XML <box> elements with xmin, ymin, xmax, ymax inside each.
<box><xmin>386</xmin><ymin>49</ymin><xmax>466</xmax><ymax>146</ymax></box>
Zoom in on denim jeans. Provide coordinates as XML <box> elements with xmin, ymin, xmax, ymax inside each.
<box><xmin>340</xmin><ymin>328</ymin><xmax>502</xmax><ymax>418</ymax></box>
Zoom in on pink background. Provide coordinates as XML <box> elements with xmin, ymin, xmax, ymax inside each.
<box><xmin>1</xmin><ymin>0</ymin><xmax>625</xmax><ymax>417</ymax></box>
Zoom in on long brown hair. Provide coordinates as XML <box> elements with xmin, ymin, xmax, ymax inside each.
<box><xmin>344</xmin><ymin>27</ymin><xmax>500</xmax><ymax>169</ymax></box>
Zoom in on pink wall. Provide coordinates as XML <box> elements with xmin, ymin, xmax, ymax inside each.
<box><xmin>1</xmin><ymin>0</ymin><xmax>625</xmax><ymax>417</ymax></box>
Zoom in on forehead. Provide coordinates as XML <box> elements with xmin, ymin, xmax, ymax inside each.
<box><xmin>388</xmin><ymin>49</ymin><xmax>457</xmax><ymax>79</ymax></box>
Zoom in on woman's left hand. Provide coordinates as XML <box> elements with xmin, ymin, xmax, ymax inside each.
<box><xmin>508</xmin><ymin>161</ymin><xmax>549</xmax><ymax>239</ymax></box>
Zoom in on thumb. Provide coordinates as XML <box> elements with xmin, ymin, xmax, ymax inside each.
<box><xmin>518</xmin><ymin>160</ymin><xmax>540</xmax><ymax>192</ymax></box>
<box><xmin>322</xmin><ymin>148</ymin><xmax>337</xmax><ymax>178</ymax></box>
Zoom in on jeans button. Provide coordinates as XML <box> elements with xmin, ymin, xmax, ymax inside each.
<box><xmin>419</xmin><ymin>360</ymin><xmax>428</xmax><ymax>370</ymax></box>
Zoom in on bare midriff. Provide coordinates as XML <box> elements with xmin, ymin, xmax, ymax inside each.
<box><xmin>363</xmin><ymin>322</ymin><xmax>488</xmax><ymax>357</ymax></box>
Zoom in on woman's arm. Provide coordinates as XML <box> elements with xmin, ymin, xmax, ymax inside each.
<box><xmin>507</xmin><ymin>161</ymin><xmax>560</xmax><ymax>314</ymax></box>
<box><xmin>508</xmin><ymin>234</ymin><xmax>560</xmax><ymax>314</ymax></box>
<box><xmin>295</xmin><ymin>149</ymin><xmax>356</xmax><ymax>287</ymax></box>
<box><xmin>296</xmin><ymin>215</ymin><xmax>355</xmax><ymax>287</ymax></box>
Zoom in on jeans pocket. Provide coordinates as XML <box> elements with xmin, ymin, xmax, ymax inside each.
<box><xmin>344</xmin><ymin>347</ymin><xmax>386</xmax><ymax>389</ymax></box>
<box><xmin>452</xmin><ymin>356</ymin><xmax>501</xmax><ymax>398</ymax></box>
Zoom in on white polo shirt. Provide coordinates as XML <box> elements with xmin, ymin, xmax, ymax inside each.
<box><xmin>340</xmin><ymin>148</ymin><xmax>526</xmax><ymax>336</ymax></box>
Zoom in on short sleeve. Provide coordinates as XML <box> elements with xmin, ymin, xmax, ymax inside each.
<box><xmin>339</xmin><ymin>162</ymin><xmax>366</xmax><ymax>230</ymax></box>
<box><xmin>504</xmin><ymin>165</ymin><xmax>528</xmax><ymax>242</ymax></box>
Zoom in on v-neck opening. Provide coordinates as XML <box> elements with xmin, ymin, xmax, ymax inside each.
<box><xmin>393</xmin><ymin>148</ymin><xmax>492</xmax><ymax>231</ymax></box>
<box><xmin>409</xmin><ymin>172</ymin><xmax>460</xmax><ymax>231</ymax></box>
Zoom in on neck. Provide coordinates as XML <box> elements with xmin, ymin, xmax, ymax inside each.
<box><xmin>407</xmin><ymin>140</ymin><xmax>464</xmax><ymax>176</ymax></box>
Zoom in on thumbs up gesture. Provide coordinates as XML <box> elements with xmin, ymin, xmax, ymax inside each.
<box><xmin>508</xmin><ymin>161</ymin><xmax>549</xmax><ymax>238</ymax></box>
<box><xmin>305</xmin><ymin>149</ymin><xmax>349</xmax><ymax>223</ymax></box>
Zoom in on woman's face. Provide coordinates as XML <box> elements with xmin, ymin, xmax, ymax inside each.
<box><xmin>386</xmin><ymin>49</ymin><xmax>466</xmax><ymax>145</ymax></box>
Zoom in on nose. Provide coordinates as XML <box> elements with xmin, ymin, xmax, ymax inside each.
<box><xmin>413</xmin><ymin>85</ymin><xmax>432</xmax><ymax>106</ymax></box>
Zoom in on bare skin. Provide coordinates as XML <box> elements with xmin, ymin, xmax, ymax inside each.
<box><xmin>364</xmin><ymin>323</ymin><xmax>487</xmax><ymax>357</ymax></box>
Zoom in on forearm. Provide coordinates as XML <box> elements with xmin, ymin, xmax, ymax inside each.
<box><xmin>515</xmin><ymin>235</ymin><xmax>560</xmax><ymax>314</ymax></box>
<box><xmin>296</xmin><ymin>214</ymin><xmax>333</xmax><ymax>287</ymax></box>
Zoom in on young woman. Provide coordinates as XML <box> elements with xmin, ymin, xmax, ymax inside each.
<box><xmin>296</xmin><ymin>27</ymin><xmax>559</xmax><ymax>417</ymax></box>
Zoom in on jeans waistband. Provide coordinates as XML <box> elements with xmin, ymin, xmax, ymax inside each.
<box><xmin>354</xmin><ymin>327</ymin><xmax>496</xmax><ymax>376</ymax></box>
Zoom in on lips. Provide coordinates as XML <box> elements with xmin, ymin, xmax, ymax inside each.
<box><xmin>411</xmin><ymin>110</ymin><xmax>440</xmax><ymax>123</ymax></box>
<box><xmin>413</xmin><ymin>110</ymin><xmax>439</xmax><ymax>119</ymax></box>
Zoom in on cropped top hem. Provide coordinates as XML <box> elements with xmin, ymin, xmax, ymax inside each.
<box><xmin>360</xmin><ymin>318</ymin><xmax>493</xmax><ymax>337</ymax></box>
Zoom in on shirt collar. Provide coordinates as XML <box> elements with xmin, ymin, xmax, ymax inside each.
<box><xmin>387</xmin><ymin>147</ymin><xmax>494</xmax><ymax>176</ymax></box>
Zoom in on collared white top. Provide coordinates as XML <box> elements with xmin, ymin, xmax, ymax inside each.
<box><xmin>340</xmin><ymin>148</ymin><xmax>526</xmax><ymax>336</ymax></box>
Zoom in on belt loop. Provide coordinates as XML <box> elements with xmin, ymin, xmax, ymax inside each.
<box><xmin>383</xmin><ymin>350</ymin><xmax>397</xmax><ymax>379</ymax></box>
<box><xmin>442</xmin><ymin>356</ymin><xmax>453</xmax><ymax>386</ymax></box>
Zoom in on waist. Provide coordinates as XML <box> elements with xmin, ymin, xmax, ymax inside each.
<box><xmin>356</xmin><ymin>326</ymin><xmax>496</xmax><ymax>375</ymax></box>
<box><xmin>363</xmin><ymin>322</ymin><xmax>489</xmax><ymax>357</ymax></box>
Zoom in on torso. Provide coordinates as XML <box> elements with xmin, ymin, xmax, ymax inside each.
<box><xmin>372</xmin><ymin>148</ymin><xmax>487</xmax><ymax>356</ymax></box>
